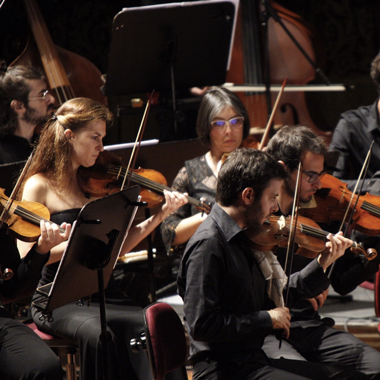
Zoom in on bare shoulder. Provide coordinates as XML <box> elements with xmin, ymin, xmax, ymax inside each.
<box><xmin>23</xmin><ymin>174</ymin><xmax>49</xmax><ymax>203</ymax></box>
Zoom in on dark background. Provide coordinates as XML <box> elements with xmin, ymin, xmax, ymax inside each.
<box><xmin>1</xmin><ymin>0</ymin><xmax>380</xmax><ymax>145</ymax></box>
<box><xmin>2</xmin><ymin>0</ymin><xmax>380</xmax><ymax>298</ymax></box>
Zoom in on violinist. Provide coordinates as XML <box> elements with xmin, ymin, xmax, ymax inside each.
<box><xmin>160</xmin><ymin>86</ymin><xmax>250</xmax><ymax>253</ymax></box>
<box><xmin>178</xmin><ymin>147</ymin><xmax>367</xmax><ymax>380</ymax></box>
<box><xmin>330</xmin><ymin>52</ymin><xmax>380</xmax><ymax>195</ymax></box>
<box><xmin>17</xmin><ymin>97</ymin><xmax>188</xmax><ymax>380</ymax></box>
<box><xmin>330</xmin><ymin>52</ymin><xmax>380</xmax><ymax>257</ymax></box>
<box><xmin>0</xmin><ymin>65</ymin><xmax>55</xmax><ymax>164</ymax></box>
<box><xmin>265</xmin><ymin>125</ymin><xmax>380</xmax><ymax>377</ymax></box>
<box><xmin>0</xmin><ymin>219</ymin><xmax>70</xmax><ymax>380</ymax></box>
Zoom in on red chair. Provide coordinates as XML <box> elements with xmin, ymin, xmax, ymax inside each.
<box><xmin>25</xmin><ymin>322</ymin><xmax>78</xmax><ymax>380</ymax></box>
<box><xmin>131</xmin><ymin>302</ymin><xmax>188</xmax><ymax>380</ymax></box>
<box><xmin>0</xmin><ymin>289</ymin><xmax>78</xmax><ymax>379</ymax></box>
<box><xmin>375</xmin><ymin>267</ymin><xmax>380</xmax><ymax>334</ymax></box>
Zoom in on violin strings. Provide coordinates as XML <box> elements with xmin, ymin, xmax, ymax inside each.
<box><xmin>14</xmin><ymin>206</ymin><xmax>65</xmax><ymax>233</ymax></box>
<box><xmin>298</xmin><ymin>223</ymin><xmax>328</xmax><ymax>240</ymax></box>
<box><xmin>361</xmin><ymin>201</ymin><xmax>380</xmax><ymax>217</ymax></box>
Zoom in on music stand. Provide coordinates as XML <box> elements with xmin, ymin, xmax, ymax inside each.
<box><xmin>33</xmin><ymin>186</ymin><xmax>142</xmax><ymax>380</ymax></box>
<box><xmin>105</xmin><ymin>0</ymin><xmax>238</xmax><ymax>137</ymax></box>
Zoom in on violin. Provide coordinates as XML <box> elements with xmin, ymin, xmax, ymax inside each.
<box><xmin>300</xmin><ymin>174</ymin><xmax>380</xmax><ymax>237</ymax></box>
<box><xmin>77</xmin><ymin>150</ymin><xmax>211</xmax><ymax>213</ymax></box>
<box><xmin>0</xmin><ymin>188</ymin><xmax>64</xmax><ymax>242</ymax></box>
<box><xmin>246</xmin><ymin>214</ymin><xmax>377</xmax><ymax>261</ymax></box>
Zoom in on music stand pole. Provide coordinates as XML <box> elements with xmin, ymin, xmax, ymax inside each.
<box><xmin>32</xmin><ymin>187</ymin><xmax>143</xmax><ymax>380</ymax></box>
<box><xmin>97</xmin><ymin>265</ymin><xmax>111</xmax><ymax>380</ymax></box>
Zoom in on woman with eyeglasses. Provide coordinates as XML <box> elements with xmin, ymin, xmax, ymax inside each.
<box><xmin>160</xmin><ymin>86</ymin><xmax>250</xmax><ymax>253</ymax></box>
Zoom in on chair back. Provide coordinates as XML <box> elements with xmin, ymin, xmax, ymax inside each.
<box><xmin>143</xmin><ymin>302</ymin><xmax>188</xmax><ymax>380</ymax></box>
<box><xmin>375</xmin><ymin>267</ymin><xmax>380</xmax><ymax>317</ymax></box>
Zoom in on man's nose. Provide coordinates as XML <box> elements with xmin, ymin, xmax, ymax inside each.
<box><xmin>46</xmin><ymin>93</ymin><xmax>55</xmax><ymax>104</ymax></box>
<box><xmin>314</xmin><ymin>177</ymin><xmax>322</xmax><ymax>190</ymax></box>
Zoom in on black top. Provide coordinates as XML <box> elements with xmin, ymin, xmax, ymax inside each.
<box><xmin>0</xmin><ymin>228</ymin><xmax>49</xmax><ymax>317</ymax></box>
<box><xmin>0</xmin><ymin>134</ymin><xmax>38</xmax><ymax>165</ymax></box>
<box><xmin>178</xmin><ymin>204</ymin><xmax>330</xmax><ymax>362</ymax></box>
<box><xmin>329</xmin><ymin>100</ymin><xmax>380</xmax><ymax>193</ymax></box>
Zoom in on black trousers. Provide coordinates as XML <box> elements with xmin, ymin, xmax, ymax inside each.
<box><xmin>263</xmin><ymin>323</ymin><xmax>380</xmax><ymax>376</ymax></box>
<box><xmin>192</xmin><ymin>349</ymin><xmax>372</xmax><ymax>380</ymax></box>
<box><xmin>31</xmin><ymin>301</ymin><xmax>152</xmax><ymax>380</ymax></box>
<box><xmin>0</xmin><ymin>317</ymin><xmax>63</xmax><ymax>380</ymax></box>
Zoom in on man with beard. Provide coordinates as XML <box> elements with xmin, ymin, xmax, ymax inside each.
<box><xmin>0</xmin><ymin>65</ymin><xmax>55</xmax><ymax>164</ymax></box>
<box><xmin>264</xmin><ymin>125</ymin><xmax>380</xmax><ymax>378</ymax></box>
<box><xmin>178</xmin><ymin>148</ymin><xmax>369</xmax><ymax>380</ymax></box>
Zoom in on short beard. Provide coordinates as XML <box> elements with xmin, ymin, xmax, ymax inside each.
<box><xmin>284</xmin><ymin>178</ymin><xmax>310</xmax><ymax>204</ymax></box>
<box><xmin>244</xmin><ymin>197</ymin><xmax>265</xmax><ymax>236</ymax></box>
<box><xmin>22</xmin><ymin>105</ymin><xmax>52</xmax><ymax>126</ymax></box>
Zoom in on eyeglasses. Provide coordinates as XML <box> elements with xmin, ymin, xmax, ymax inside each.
<box><xmin>211</xmin><ymin>116</ymin><xmax>244</xmax><ymax>130</ymax></box>
<box><xmin>28</xmin><ymin>89</ymin><xmax>50</xmax><ymax>101</ymax></box>
<box><xmin>302</xmin><ymin>170</ymin><xmax>327</xmax><ymax>183</ymax></box>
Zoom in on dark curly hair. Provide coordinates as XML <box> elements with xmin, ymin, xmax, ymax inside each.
<box><xmin>266</xmin><ymin>125</ymin><xmax>327</xmax><ymax>171</ymax></box>
<box><xmin>216</xmin><ymin>148</ymin><xmax>288</xmax><ymax>206</ymax></box>
<box><xmin>0</xmin><ymin>66</ymin><xmax>45</xmax><ymax>135</ymax></box>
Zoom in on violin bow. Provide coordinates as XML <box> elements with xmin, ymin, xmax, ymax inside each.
<box><xmin>283</xmin><ymin>161</ymin><xmax>302</xmax><ymax>306</ymax></box>
<box><xmin>327</xmin><ymin>141</ymin><xmax>374</xmax><ymax>278</ymax></box>
<box><xmin>259</xmin><ymin>78</ymin><xmax>287</xmax><ymax>150</ymax></box>
<box><xmin>0</xmin><ymin>151</ymin><xmax>34</xmax><ymax>230</ymax></box>
<box><xmin>121</xmin><ymin>91</ymin><xmax>154</xmax><ymax>190</ymax></box>
<box><xmin>276</xmin><ymin>161</ymin><xmax>302</xmax><ymax>348</ymax></box>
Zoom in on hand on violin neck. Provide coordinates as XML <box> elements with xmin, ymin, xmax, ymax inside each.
<box><xmin>318</xmin><ymin>232</ymin><xmax>352</xmax><ymax>270</ymax></box>
<box><xmin>159</xmin><ymin>190</ymin><xmax>188</xmax><ymax>220</ymax></box>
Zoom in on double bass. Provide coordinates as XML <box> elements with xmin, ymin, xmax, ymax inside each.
<box><xmin>10</xmin><ymin>0</ymin><xmax>106</xmax><ymax>107</ymax></box>
<box><xmin>228</xmin><ymin>0</ymin><xmax>332</xmax><ymax>144</ymax></box>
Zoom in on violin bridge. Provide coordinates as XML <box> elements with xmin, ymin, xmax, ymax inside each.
<box><xmin>278</xmin><ymin>215</ymin><xmax>286</xmax><ymax>230</ymax></box>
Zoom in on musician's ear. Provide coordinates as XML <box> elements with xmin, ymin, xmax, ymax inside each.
<box><xmin>278</xmin><ymin>160</ymin><xmax>291</xmax><ymax>174</ymax></box>
<box><xmin>242</xmin><ymin>187</ymin><xmax>255</xmax><ymax>206</ymax></box>
<box><xmin>64</xmin><ymin>129</ymin><xmax>74</xmax><ymax>141</ymax></box>
<box><xmin>10</xmin><ymin>100</ymin><xmax>25</xmax><ymax>112</ymax></box>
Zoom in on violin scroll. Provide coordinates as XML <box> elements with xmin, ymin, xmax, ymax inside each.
<box><xmin>350</xmin><ymin>243</ymin><xmax>377</xmax><ymax>261</ymax></box>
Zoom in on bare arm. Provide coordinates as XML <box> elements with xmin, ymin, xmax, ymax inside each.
<box><xmin>18</xmin><ymin>175</ymin><xmax>69</xmax><ymax>263</ymax></box>
<box><xmin>171</xmin><ymin>212</ymin><xmax>207</xmax><ymax>245</ymax></box>
<box><xmin>120</xmin><ymin>190</ymin><xmax>188</xmax><ymax>255</ymax></box>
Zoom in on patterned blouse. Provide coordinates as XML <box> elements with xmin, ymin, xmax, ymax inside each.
<box><xmin>160</xmin><ymin>154</ymin><xmax>217</xmax><ymax>252</ymax></box>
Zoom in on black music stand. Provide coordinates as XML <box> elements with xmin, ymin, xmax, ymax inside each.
<box><xmin>105</xmin><ymin>0</ymin><xmax>238</xmax><ymax>137</ymax></box>
<box><xmin>32</xmin><ymin>186</ymin><xmax>142</xmax><ymax>380</ymax></box>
